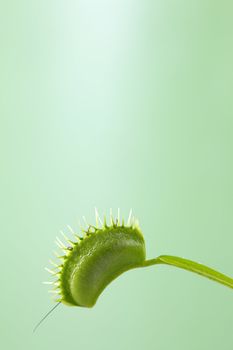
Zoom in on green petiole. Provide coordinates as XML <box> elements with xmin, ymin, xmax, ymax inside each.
<box><xmin>143</xmin><ymin>255</ymin><xmax>233</xmax><ymax>289</ymax></box>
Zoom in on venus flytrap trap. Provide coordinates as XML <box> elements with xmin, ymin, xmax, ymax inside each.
<box><xmin>34</xmin><ymin>208</ymin><xmax>233</xmax><ymax>332</ymax></box>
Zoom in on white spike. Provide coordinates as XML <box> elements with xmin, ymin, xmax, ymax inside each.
<box><xmin>75</xmin><ymin>234</ymin><xmax>81</xmax><ymax>242</ymax></box>
<box><xmin>42</xmin><ymin>281</ymin><xmax>54</xmax><ymax>285</ymax></box>
<box><xmin>55</xmin><ymin>240</ymin><xmax>64</xmax><ymax>250</ymax></box>
<box><xmin>49</xmin><ymin>259</ymin><xmax>59</xmax><ymax>268</ymax></box>
<box><xmin>95</xmin><ymin>207</ymin><xmax>99</xmax><ymax>227</ymax></box>
<box><xmin>127</xmin><ymin>209</ymin><xmax>132</xmax><ymax>226</ymax></box>
<box><xmin>103</xmin><ymin>214</ymin><xmax>107</xmax><ymax>227</ymax></box>
<box><xmin>60</xmin><ymin>230</ymin><xmax>69</xmax><ymax>241</ymax></box>
<box><xmin>56</xmin><ymin>237</ymin><xmax>66</xmax><ymax>248</ymax></box>
<box><xmin>98</xmin><ymin>215</ymin><xmax>103</xmax><ymax>226</ymax></box>
<box><xmin>67</xmin><ymin>225</ymin><xmax>75</xmax><ymax>235</ymax></box>
<box><xmin>95</xmin><ymin>208</ymin><xmax>103</xmax><ymax>226</ymax></box>
<box><xmin>78</xmin><ymin>220</ymin><xmax>85</xmax><ymax>232</ymax></box>
<box><xmin>67</xmin><ymin>240</ymin><xmax>75</xmax><ymax>247</ymax></box>
<box><xmin>110</xmin><ymin>208</ymin><xmax>113</xmax><ymax>225</ymax></box>
<box><xmin>45</xmin><ymin>267</ymin><xmax>56</xmax><ymax>275</ymax></box>
<box><xmin>53</xmin><ymin>250</ymin><xmax>60</xmax><ymax>258</ymax></box>
<box><xmin>117</xmin><ymin>208</ymin><xmax>120</xmax><ymax>226</ymax></box>
<box><xmin>82</xmin><ymin>216</ymin><xmax>89</xmax><ymax>228</ymax></box>
<box><xmin>48</xmin><ymin>290</ymin><xmax>60</xmax><ymax>294</ymax></box>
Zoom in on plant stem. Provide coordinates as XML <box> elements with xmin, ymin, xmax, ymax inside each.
<box><xmin>143</xmin><ymin>255</ymin><xmax>233</xmax><ymax>289</ymax></box>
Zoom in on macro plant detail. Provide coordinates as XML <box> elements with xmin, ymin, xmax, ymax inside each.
<box><xmin>34</xmin><ymin>209</ymin><xmax>233</xmax><ymax>332</ymax></box>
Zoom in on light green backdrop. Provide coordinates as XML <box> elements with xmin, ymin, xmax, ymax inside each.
<box><xmin>1</xmin><ymin>1</ymin><xmax>233</xmax><ymax>349</ymax></box>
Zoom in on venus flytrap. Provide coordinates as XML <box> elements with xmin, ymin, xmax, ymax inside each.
<box><xmin>34</xmin><ymin>208</ymin><xmax>233</xmax><ymax>332</ymax></box>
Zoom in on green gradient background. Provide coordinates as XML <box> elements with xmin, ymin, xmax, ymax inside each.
<box><xmin>1</xmin><ymin>1</ymin><xmax>233</xmax><ymax>349</ymax></box>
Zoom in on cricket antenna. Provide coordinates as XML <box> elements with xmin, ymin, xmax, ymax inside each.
<box><xmin>33</xmin><ymin>302</ymin><xmax>61</xmax><ymax>333</ymax></box>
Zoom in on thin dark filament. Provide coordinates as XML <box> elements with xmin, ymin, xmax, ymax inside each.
<box><xmin>33</xmin><ymin>302</ymin><xmax>61</xmax><ymax>333</ymax></box>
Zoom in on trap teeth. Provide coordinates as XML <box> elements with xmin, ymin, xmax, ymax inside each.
<box><xmin>45</xmin><ymin>267</ymin><xmax>61</xmax><ymax>277</ymax></box>
<box><xmin>49</xmin><ymin>259</ymin><xmax>59</xmax><ymax>268</ymax></box>
<box><xmin>95</xmin><ymin>207</ymin><xmax>100</xmax><ymax>227</ymax></box>
<box><xmin>53</xmin><ymin>250</ymin><xmax>60</xmax><ymax>258</ymax></box>
<box><xmin>45</xmin><ymin>267</ymin><xmax>56</xmax><ymax>275</ymax></box>
<box><xmin>103</xmin><ymin>215</ymin><xmax>107</xmax><ymax>227</ymax></box>
<box><xmin>75</xmin><ymin>235</ymin><xmax>83</xmax><ymax>241</ymax></box>
<box><xmin>60</xmin><ymin>230</ymin><xmax>69</xmax><ymax>242</ymax></box>
<box><xmin>82</xmin><ymin>216</ymin><xmax>89</xmax><ymax>228</ymax></box>
<box><xmin>110</xmin><ymin>208</ymin><xmax>114</xmax><ymax>225</ymax></box>
<box><xmin>67</xmin><ymin>225</ymin><xmax>75</xmax><ymax>235</ymax></box>
<box><xmin>67</xmin><ymin>239</ymin><xmax>75</xmax><ymax>246</ymax></box>
<box><xmin>127</xmin><ymin>209</ymin><xmax>132</xmax><ymax>227</ymax></box>
<box><xmin>57</xmin><ymin>237</ymin><xmax>66</xmax><ymax>247</ymax></box>
<box><xmin>55</xmin><ymin>241</ymin><xmax>64</xmax><ymax>250</ymax></box>
<box><xmin>56</xmin><ymin>254</ymin><xmax>66</xmax><ymax>261</ymax></box>
<box><xmin>52</xmin><ymin>285</ymin><xmax>60</xmax><ymax>291</ymax></box>
<box><xmin>78</xmin><ymin>220</ymin><xmax>86</xmax><ymax>232</ymax></box>
<box><xmin>117</xmin><ymin>208</ymin><xmax>120</xmax><ymax>226</ymax></box>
